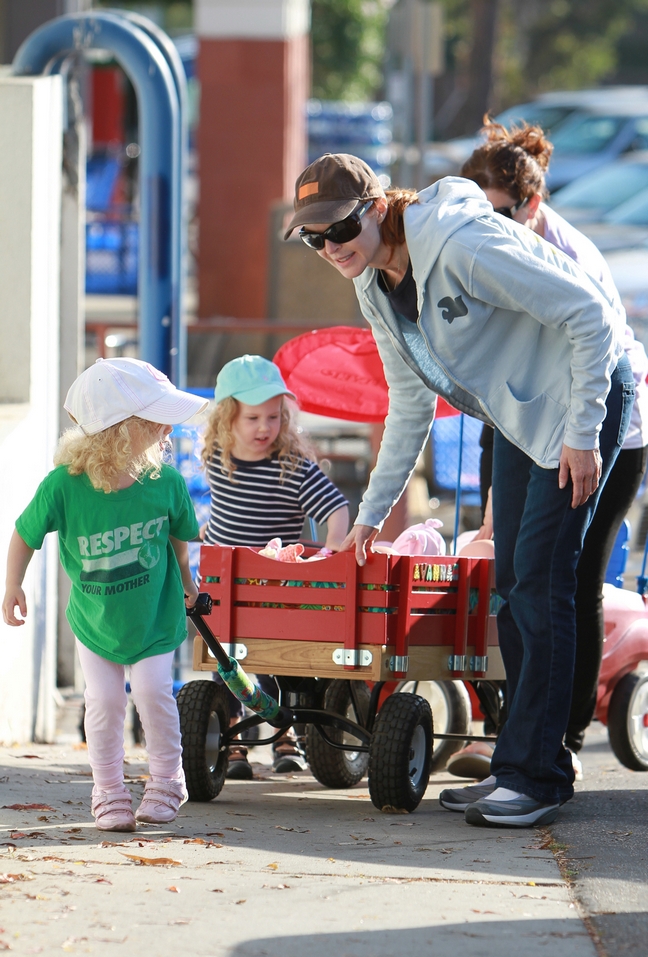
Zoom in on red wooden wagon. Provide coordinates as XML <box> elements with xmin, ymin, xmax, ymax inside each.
<box><xmin>177</xmin><ymin>543</ymin><xmax>504</xmax><ymax>812</ymax></box>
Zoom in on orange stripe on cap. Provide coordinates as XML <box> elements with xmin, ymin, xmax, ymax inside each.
<box><xmin>298</xmin><ymin>182</ymin><xmax>319</xmax><ymax>200</ymax></box>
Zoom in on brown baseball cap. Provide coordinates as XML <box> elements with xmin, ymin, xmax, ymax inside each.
<box><xmin>284</xmin><ymin>153</ymin><xmax>386</xmax><ymax>240</ymax></box>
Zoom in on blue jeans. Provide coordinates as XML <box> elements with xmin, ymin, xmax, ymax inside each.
<box><xmin>490</xmin><ymin>355</ymin><xmax>634</xmax><ymax>804</ymax></box>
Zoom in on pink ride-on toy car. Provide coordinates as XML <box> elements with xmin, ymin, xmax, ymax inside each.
<box><xmin>597</xmin><ymin>581</ymin><xmax>648</xmax><ymax>771</ymax></box>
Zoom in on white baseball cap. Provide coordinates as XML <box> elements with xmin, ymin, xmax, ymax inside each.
<box><xmin>65</xmin><ymin>358</ymin><xmax>209</xmax><ymax>435</ymax></box>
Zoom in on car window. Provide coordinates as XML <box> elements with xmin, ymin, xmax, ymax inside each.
<box><xmin>551</xmin><ymin>163</ymin><xmax>648</xmax><ymax>210</ymax></box>
<box><xmin>550</xmin><ymin>115</ymin><xmax>627</xmax><ymax>154</ymax></box>
<box><xmin>493</xmin><ymin>104</ymin><xmax>576</xmax><ymax>135</ymax></box>
<box><xmin>604</xmin><ymin>186</ymin><xmax>648</xmax><ymax>224</ymax></box>
<box><xmin>629</xmin><ymin>118</ymin><xmax>648</xmax><ymax>150</ymax></box>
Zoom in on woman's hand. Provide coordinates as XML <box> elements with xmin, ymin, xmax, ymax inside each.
<box><xmin>339</xmin><ymin>524</ymin><xmax>378</xmax><ymax>566</ymax></box>
<box><xmin>559</xmin><ymin>445</ymin><xmax>602</xmax><ymax>508</ymax></box>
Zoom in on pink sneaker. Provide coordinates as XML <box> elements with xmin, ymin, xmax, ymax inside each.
<box><xmin>91</xmin><ymin>786</ymin><xmax>136</xmax><ymax>832</ymax></box>
<box><xmin>135</xmin><ymin>779</ymin><xmax>187</xmax><ymax>824</ymax></box>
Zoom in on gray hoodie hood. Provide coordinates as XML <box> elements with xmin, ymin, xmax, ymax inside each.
<box><xmin>405</xmin><ymin>178</ymin><xmax>493</xmax><ymax>308</ymax></box>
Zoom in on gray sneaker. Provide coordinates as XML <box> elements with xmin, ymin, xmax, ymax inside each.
<box><xmin>439</xmin><ymin>781</ymin><xmax>497</xmax><ymax>812</ymax></box>
<box><xmin>465</xmin><ymin>794</ymin><xmax>560</xmax><ymax>828</ymax></box>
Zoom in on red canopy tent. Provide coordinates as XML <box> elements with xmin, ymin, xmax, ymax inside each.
<box><xmin>273</xmin><ymin>326</ymin><xmax>459</xmax><ymax>422</ymax></box>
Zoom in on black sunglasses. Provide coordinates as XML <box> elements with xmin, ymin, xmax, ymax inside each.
<box><xmin>299</xmin><ymin>201</ymin><xmax>374</xmax><ymax>250</ymax></box>
<box><xmin>494</xmin><ymin>196</ymin><xmax>529</xmax><ymax>219</ymax></box>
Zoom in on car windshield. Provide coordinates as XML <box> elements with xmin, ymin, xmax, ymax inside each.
<box><xmin>550</xmin><ymin>114</ymin><xmax>628</xmax><ymax>154</ymax></box>
<box><xmin>551</xmin><ymin>162</ymin><xmax>648</xmax><ymax>210</ymax></box>
<box><xmin>493</xmin><ymin>103</ymin><xmax>576</xmax><ymax>136</ymax></box>
<box><xmin>604</xmin><ymin>186</ymin><xmax>648</xmax><ymax>225</ymax></box>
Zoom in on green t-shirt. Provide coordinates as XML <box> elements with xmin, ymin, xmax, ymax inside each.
<box><xmin>16</xmin><ymin>464</ymin><xmax>198</xmax><ymax>665</ymax></box>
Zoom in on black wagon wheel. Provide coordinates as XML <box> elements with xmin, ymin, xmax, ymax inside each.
<box><xmin>607</xmin><ymin>671</ymin><xmax>648</xmax><ymax>772</ymax></box>
<box><xmin>398</xmin><ymin>679</ymin><xmax>470</xmax><ymax>772</ymax></box>
<box><xmin>368</xmin><ymin>693</ymin><xmax>433</xmax><ymax>813</ymax></box>
<box><xmin>177</xmin><ymin>680</ymin><xmax>230</xmax><ymax>801</ymax></box>
<box><xmin>306</xmin><ymin>680</ymin><xmax>370</xmax><ymax>788</ymax></box>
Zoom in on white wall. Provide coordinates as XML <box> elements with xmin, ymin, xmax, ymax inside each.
<box><xmin>0</xmin><ymin>76</ymin><xmax>62</xmax><ymax>744</ymax></box>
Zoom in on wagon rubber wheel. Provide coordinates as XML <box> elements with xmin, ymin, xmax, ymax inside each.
<box><xmin>177</xmin><ymin>680</ymin><xmax>230</xmax><ymax>801</ymax></box>
<box><xmin>607</xmin><ymin>671</ymin><xmax>648</xmax><ymax>771</ymax></box>
<box><xmin>305</xmin><ymin>680</ymin><xmax>370</xmax><ymax>788</ymax></box>
<box><xmin>398</xmin><ymin>679</ymin><xmax>470</xmax><ymax>773</ymax></box>
<box><xmin>368</xmin><ymin>693</ymin><xmax>433</xmax><ymax>813</ymax></box>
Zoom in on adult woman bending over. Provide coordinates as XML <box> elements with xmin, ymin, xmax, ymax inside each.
<box><xmin>460</xmin><ymin>121</ymin><xmax>648</xmax><ymax>777</ymax></box>
<box><xmin>283</xmin><ymin>153</ymin><xmax>633</xmax><ymax>828</ymax></box>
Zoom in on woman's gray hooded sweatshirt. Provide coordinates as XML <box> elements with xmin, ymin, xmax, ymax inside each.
<box><xmin>353</xmin><ymin>177</ymin><xmax>625</xmax><ymax>530</ymax></box>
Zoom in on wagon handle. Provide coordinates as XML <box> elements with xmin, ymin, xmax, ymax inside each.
<box><xmin>186</xmin><ymin>593</ymin><xmax>230</xmax><ymax>670</ymax></box>
<box><xmin>186</xmin><ymin>593</ymin><xmax>292</xmax><ymax>729</ymax></box>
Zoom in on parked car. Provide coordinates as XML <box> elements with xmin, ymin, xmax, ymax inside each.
<box><xmin>423</xmin><ymin>87</ymin><xmax>648</xmax><ymax>187</ymax></box>
<box><xmin>604</xmin><ymin>246</ymin><xmax>648</xmax><ymax>351</ymax></box>
<box><xmin>550</xmin><ymin>152</ymin><xmax>648</xmax><ymax>223</ymax></box>
<box><xmin>547</xmin><ymin>105</ymin><xmax>648</xmax><ymax>191</ymax></box>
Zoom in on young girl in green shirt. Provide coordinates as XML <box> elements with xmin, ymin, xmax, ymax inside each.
<box><xmin>2</xmin><ymin>358</ymin><xmax>207</xmax><ymax>832</ymax></box>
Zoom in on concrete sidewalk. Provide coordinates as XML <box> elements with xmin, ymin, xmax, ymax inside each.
<box><xmin>0</xmin><ymin>711</ymin><xmax>598</xmax><ymax>957</ymax></box>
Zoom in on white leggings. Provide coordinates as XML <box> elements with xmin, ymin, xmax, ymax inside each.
<box><xmin>76</xmin><ymin>640</ymin><xmax>184</xmax><ymax>791</ymax></box>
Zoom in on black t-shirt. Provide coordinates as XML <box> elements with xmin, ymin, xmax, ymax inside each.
<box><xmin>377</xmin><ymin>258</ymin><xmax>419</xmax><ymax>322</ymax></box>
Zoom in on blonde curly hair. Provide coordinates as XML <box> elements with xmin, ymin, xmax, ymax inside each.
<box><xmin>201</xmin><ymin>396</ymin><xmax>314</xmax><ymax>482</ymax></box>
<box><xmin>55</xmin><ymin>416</ymin><xmax>166</xmax><ymax>494</ymax></box>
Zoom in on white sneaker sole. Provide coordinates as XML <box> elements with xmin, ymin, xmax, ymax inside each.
<box><xmin>465</xmin><ymin>802</ymin><xmax>560</xmax><ymax>827</ymax></box>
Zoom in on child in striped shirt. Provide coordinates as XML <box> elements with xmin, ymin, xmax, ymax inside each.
<box><xmin>201</xmin><ymin>355</ymin><xmax>349</xmax><ymax>777</ymax></box>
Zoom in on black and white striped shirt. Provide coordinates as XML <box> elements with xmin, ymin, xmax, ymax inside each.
<box><xmin>204</xmin><ymin>450</ymin><xmax>348</xmax><ymax>547</ymax></box>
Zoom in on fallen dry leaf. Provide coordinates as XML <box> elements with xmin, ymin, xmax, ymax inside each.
<box><xmin>119</xmin><ymin>853</ymin><xmax>181</xmax><ymax>866</ymax></box>
<box><xmin>93</xmin><ymin>879</ymin><xmax>112</xmax><ymax>885</ymax></box>
<box><xmin>210</xmin><ymin>888</ymin><xmax>223</xmax><ymax>893</ymax></box>
<box><xmin>2</xmin><ymin>804</ymin><xmax>54</xmax><ymax>811</ymax></box>
<box><xmin>235</xmin><ymin>899</ymin><xmax>246</xmax><ymax>904</ymax></box>
<box><xmin>226</xmin><ymin>827</ymin><xmax>243</xmax><ymax>832</ymax></box>
<box><xmin>167</xmin><ymin>886</ymin><xmax>180</xmax><ymax>893</ymax></box>
<box><xmin>275</xmin><ymin>826</ymin><xmax>294</xmax><ymax>832</ymax></box>
<box><xmin>0</xmin><ymin>873</ymin><xmax>33</xmax><ymax>884</ymax></box>
<box><xmin>266</xmin><ymin>862</ymin><xmax>278</xmax><ymax>870</ymax></box>
<box><xmin>183</xmin><ymin>838</ymin><xmax>222</xmax><ymax>848</ymax></box>
<box><xmin>327</xmin><ymin>858</ymin><xmax>336</xmax><ymax>863</ymax></box>
<box><xmin>14</xmin><ymin>754</ymin><xmax>42</xmax><ymax>759</ymax></box>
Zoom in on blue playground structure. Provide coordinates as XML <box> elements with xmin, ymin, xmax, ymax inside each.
<box><xmin>13</xmin><ymin>9</ymin><xmax>189</xmax><ymax>385</ymax></box>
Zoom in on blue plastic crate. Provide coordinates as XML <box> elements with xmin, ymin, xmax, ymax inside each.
<box><xmin>430</xmin><ymin>415</ymin><xmax>482</xmax><ymax>501</ymax></box>
<box><xmin>86</xmin><ymin>220</ymin><xmax>138</xmax><ymax>295</ymax></box>
<box><xmin>605</xmin><ymin>519</ymin><xmax>631</xmax><ymax>588</ymax></box>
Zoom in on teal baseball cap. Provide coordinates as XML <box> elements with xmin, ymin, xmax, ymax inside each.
<box><xmin>214</xmin><ymin>355</ymin><xmax>296</xmax><ymax>406</ymax></box>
